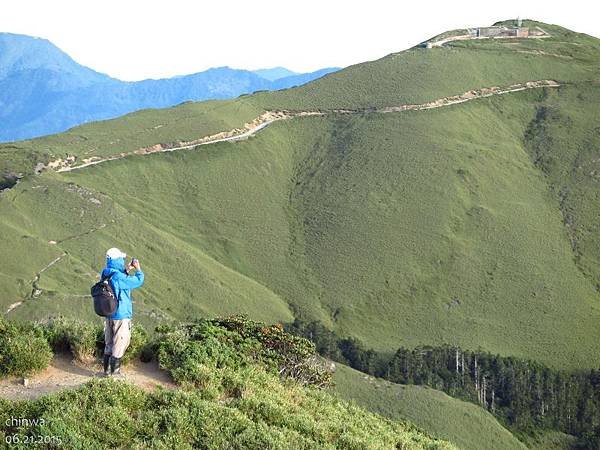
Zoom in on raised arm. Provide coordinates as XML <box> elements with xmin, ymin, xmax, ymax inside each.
<box><xmin>117</xmin><ymin>270</ymin><xmax>145</xmax><ymax>289</ymax></box>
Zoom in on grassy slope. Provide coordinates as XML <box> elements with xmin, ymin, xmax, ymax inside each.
<box><xmin>2</xmin><ymin>87</ymin><xmax>600</xmax><ymax>369</ymax></box>
<box><xmin>281</xmin><ymin>92</ymin><xmax>600</xmax><ymax>369</ymax></box>
<box><xmin>0</xmin><ymin>377</ymin><xmax>456</xmax><ymax>449</ymax></box>
<box><xmin>518</xmin><ymin>430</ymin><xmax>577</xmax><ymax>450</ymax></box>
<box><xmin>333</xmin><ymin>364</ymin><xmax>527</xmax><ymax>450</ymax></box>
<box><xmin>1</xmin><ymin>21</ymin><xmax>598</xmax><ymax>177</ymax></box>
<box><xmin>521</xmin><ymin>81</ymin><xmax>600</xmax><ymax>291</ymax></box>
<box><xmin>0</xmin><ymin>172</ymin><xmax>294</xmax><ymax>328</ymax></box>
<box><xmin>1</xmin><ymin>21</ymin><xmax>600</xmax><ymax>370</ymax></box>
<box><xmin>250</xmin><ymin>21</ymin><xmax>599</xmax><ymax>110</ymax></box>
<box><xmin>0</xmin><ymin>98</ymin><xmax>263</xmax><ymax>181</ymax></box>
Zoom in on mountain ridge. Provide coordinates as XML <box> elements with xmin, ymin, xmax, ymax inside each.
<box><xmin>252</xmin><ymin>66</ymin><xmax>298</xmax><ymax>81</ymax></box>
<box><xmin>0</xmin><ymin>32</ymin><xmax>339</xmax><ymax>142</ymax></box>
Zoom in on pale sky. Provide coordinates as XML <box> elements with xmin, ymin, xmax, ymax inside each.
<box><xmin>1</xmin><ymin>0</ymin><xmax>599</xmax><ymax>81</ymax></box>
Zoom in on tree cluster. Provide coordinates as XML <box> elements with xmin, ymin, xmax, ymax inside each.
<box><xmin>287</xmin><ymin>319</ymin><xmax>600</xmax><ymax>448</ymax></box>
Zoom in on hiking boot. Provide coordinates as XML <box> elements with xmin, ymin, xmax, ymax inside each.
<box><xmin>102</xmin><ymin>354</ymin><xmax>111</xmax><ymax>377</ymax></box>
<box><xmin>109</xmin><ymin>356</ymin><xmax>125</xmax><ymax>379</ymax></box>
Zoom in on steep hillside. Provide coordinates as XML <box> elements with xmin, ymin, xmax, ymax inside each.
<box><xmin>2</xmin><ymin>21</ymin><xmax>597</xmax><ymax>176</ymax></box>
<box><xmin>3</xmin><ymin>86</ymin><xmax>599</xmax><ymax>369</ymax></box>
<box><xmin>251</xmin><ymin>20</ymin><xmax>599</xmax><ymax>110</ymax></box>
<box><xmin>1</xmin><ymin>21</ymin><xmax>600</xmax><ymax>373</ymax></box>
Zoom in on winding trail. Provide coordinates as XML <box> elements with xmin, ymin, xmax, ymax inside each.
<box><xmin>31</xmin><ymin>253</ymin><xmax>67</xmax><ymax>298</ymax></box>
<box><xmin>45</xmin><ymin>80</ymin><xmax>559</xmax><ymax>173</ymax></box>
<box><xmin>5</xmin><ymin>253</ymin><xmax>68</xmax><ymax>315</ymax></box>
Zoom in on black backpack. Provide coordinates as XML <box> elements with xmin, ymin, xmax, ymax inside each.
<box><xmin>91</xmin><ymin>273</ymin><xmax>119</xmax><ymax>317</ymax></box>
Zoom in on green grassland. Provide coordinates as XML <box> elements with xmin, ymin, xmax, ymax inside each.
<box><xmin>0</xmin><ymin>378</ymin><xmax>454</xmax><ymax>449</ymax></box>
<box><xmin>2</xmin><ymin>83</ymin><xmax>600</xmax><ymax>370</ymax></box>
<box><xmin>0</xmin><ymin>98</ymin><xmax>264</xmax><ymax>185</ymax></box>
<box><xmin>518</xmin><ymin>430</ymin><xmax>577</xmax><ymax>450</ymax></box>
<box><xmin>0</xmin><ymin>172</ymin><xmax>294</xmax><ymax>329</ymax></box>
<box><xmin>1</xmin><ymin>22</ymin><xmax>600</xmax><ymax>365</ymax></box>
<box><xmin>333</xmin><ymin>364</ymin><xmax>528</xmax><ymax>450</ymax></box>
<box><xmin>249</xmin><ymin>21</ymin><xmax>599</xmax><ymax>111</ymax></box>
<box><xmin>521</xmin><ymin>81</ymin><xmax>600</xmax><ymax>291</ymax></box>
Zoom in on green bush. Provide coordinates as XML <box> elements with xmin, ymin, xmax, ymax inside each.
<box><xmin>156</xmin><ymin>316</ymin><xmax>332</xmax><ymax>388</ymax></box>
<box><xmin>214</xmin><ymin>316</ymin><xmax>333</xmax><ymax>387</ymax></box>
<box><xmin>42</xmin><ymin>318</ymin><xmax>148</xmax><ymax>365</ymax></box>
<box><xmin>0</xmin><ymin>377</ymin><xmax>455</xmax><ymax>449</ymax></box>
<box><xmin>0</xmin><ymin>320</ymin><xmax>52</xmax><ymax>377</ymax></box>
<box><xmin>0</xmin><ymin>317</ymin><xmax>456</xmax><ymax>448</ymax></box>
<box><xmin>139</xmin><ymin>339</ymin><xmax>157</xmax><ymax>363</ymax></box>
<box><xmin>156</xmin><ymin>322</ymin><xmax>245</xmax><ymax>390</ymax></box>
<box><xmin>41</xmin><ymin>317</ymin><xmax>102</xmax><ymax>364</ymax></box>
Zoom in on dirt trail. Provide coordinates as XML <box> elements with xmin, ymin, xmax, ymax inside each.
<box><xmin>31</xmin><ymin>253</ymin><xmax>67</xmax><ymax>297</ymax></box>
<box><xmin>46</xmin><ymin>80</ymin><xmax>559</xmax><ymax>173</ymax></box>
<box><xmin>5</xmin><ymin>302</ymin><xmax>22</xmax><ymax>314</ymax></box>
<box><xmin>0</xmin><ymin>353</ymin><xmax>176</xmax><ymax>401</ymax></box>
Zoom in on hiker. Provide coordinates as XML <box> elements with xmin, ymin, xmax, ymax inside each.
<box><xmin>101</xmin><ymin>247</ymin><xmax>145</xmax><ymax>377</ymax></box>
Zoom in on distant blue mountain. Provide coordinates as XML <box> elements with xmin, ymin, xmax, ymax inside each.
<box><xmin>252</xmin><ymin>67</ymin><xmax>298</xmax><ymax>81</ymax></box>
<box><xmin>0</xmin><ymin>33</ymin><xmax>339</xmax><ymax>142</ymax></box>
<box><xmin>270</xmin><ymin>68</ymin><xmax>342</xmax><ymax>90</ymax></box>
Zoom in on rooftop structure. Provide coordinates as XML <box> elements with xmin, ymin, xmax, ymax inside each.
<box><xmin>424</xmin><ymin>22</ymin><xmax>551</xmax><ymax>48</ymax></box>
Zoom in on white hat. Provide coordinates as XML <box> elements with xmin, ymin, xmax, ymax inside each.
<box><xmin>106</xmin><ymin>247</ymin><xmax>126</xmax><ymax>260</ymax></box>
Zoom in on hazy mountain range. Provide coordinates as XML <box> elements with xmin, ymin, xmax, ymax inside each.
<box><xmin>0</xmin><ymin>33</ymin><xmax>338</xmax><ymax>142</ymax></box>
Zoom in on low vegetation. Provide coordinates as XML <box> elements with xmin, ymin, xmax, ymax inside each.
<box><xmin>42</xmin><ymin>317</ymin><xmax>102</xmax><ymax>364</ymax></box>
<box><xmin>3</xmin><ymin>92</ymin><xmax>600</xmax><ymax>371</ymax></box>
<box><xmin>0</xmin><ymin>320</ymin><xmax>52</xmax><ymax>377</ymax></box>
<box><xmin>156</xmin><ymin>316</ymin><xmax>332</xmax><ymax>388</ymax></box>
<box><xmin>1</xmin><ymin>19</ymin><xmax>600</xmax><ymax>448</ymax></box>
<box><xmin>0</xmin><ymin>316</ymin><xmax>454</xmax><ymax>449</ymax></box>
<box><xmin>41</xmin><ymin>317</ymin><xmax>149</xmax><ymax>365</ymax></box>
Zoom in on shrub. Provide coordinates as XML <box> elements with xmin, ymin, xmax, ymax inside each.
<box><xmin>156</xmin><ymin>316</ymin><xmax>332</xmax><ymax>389</ymax></box>
<box><xmin>41</xmin><ymin>317</ymin><xmax>102</xmax><ymax>364</ymax></box>
<box><xmin>214</xmin><ymin>316</ymin><xmax>333</xmax><ymax>387</ymax></box>
<box><xmin>0</xmin><ymin>320</ymin><xmax>52</xmax><ymax>377</ymax></box>
<box><xmin>0</xmin><ymin>317</ymin><xmax>455</xmax><ymax>449</ymax></box>
<box><xmin>156</xmin><ymin>323</ymin><xmax>244</xmax><ymax>390</ymax></box>
<box><xmin>0</xmin><ymin>377</ymin><xmax>455</xmax><ymax>449</ymax></box>
<box><xmin>42</xmin><ymin>318</ymin><xmax>148</xmax><ymax>365</ymax></box>
<box><xmin>139</xmin><ymin>339</ymin><xmax>157</xmax><ymax>363</ymax></box>
<box><xmin>121</xmin><ymin>325</ymin><xmax>149</xmax><ymax>365</ymax></box>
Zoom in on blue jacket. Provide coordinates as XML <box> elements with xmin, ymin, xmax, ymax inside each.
<box><xmin>101</xmin><ymin>257</ymin><xmax>144</xmax><ymax>320</ymax></box>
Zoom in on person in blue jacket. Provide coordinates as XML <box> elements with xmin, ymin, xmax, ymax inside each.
<box><xmin>101</xmin><ymin>247</ymin><xmax>145</xmax><ymax>377</ymax></box>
